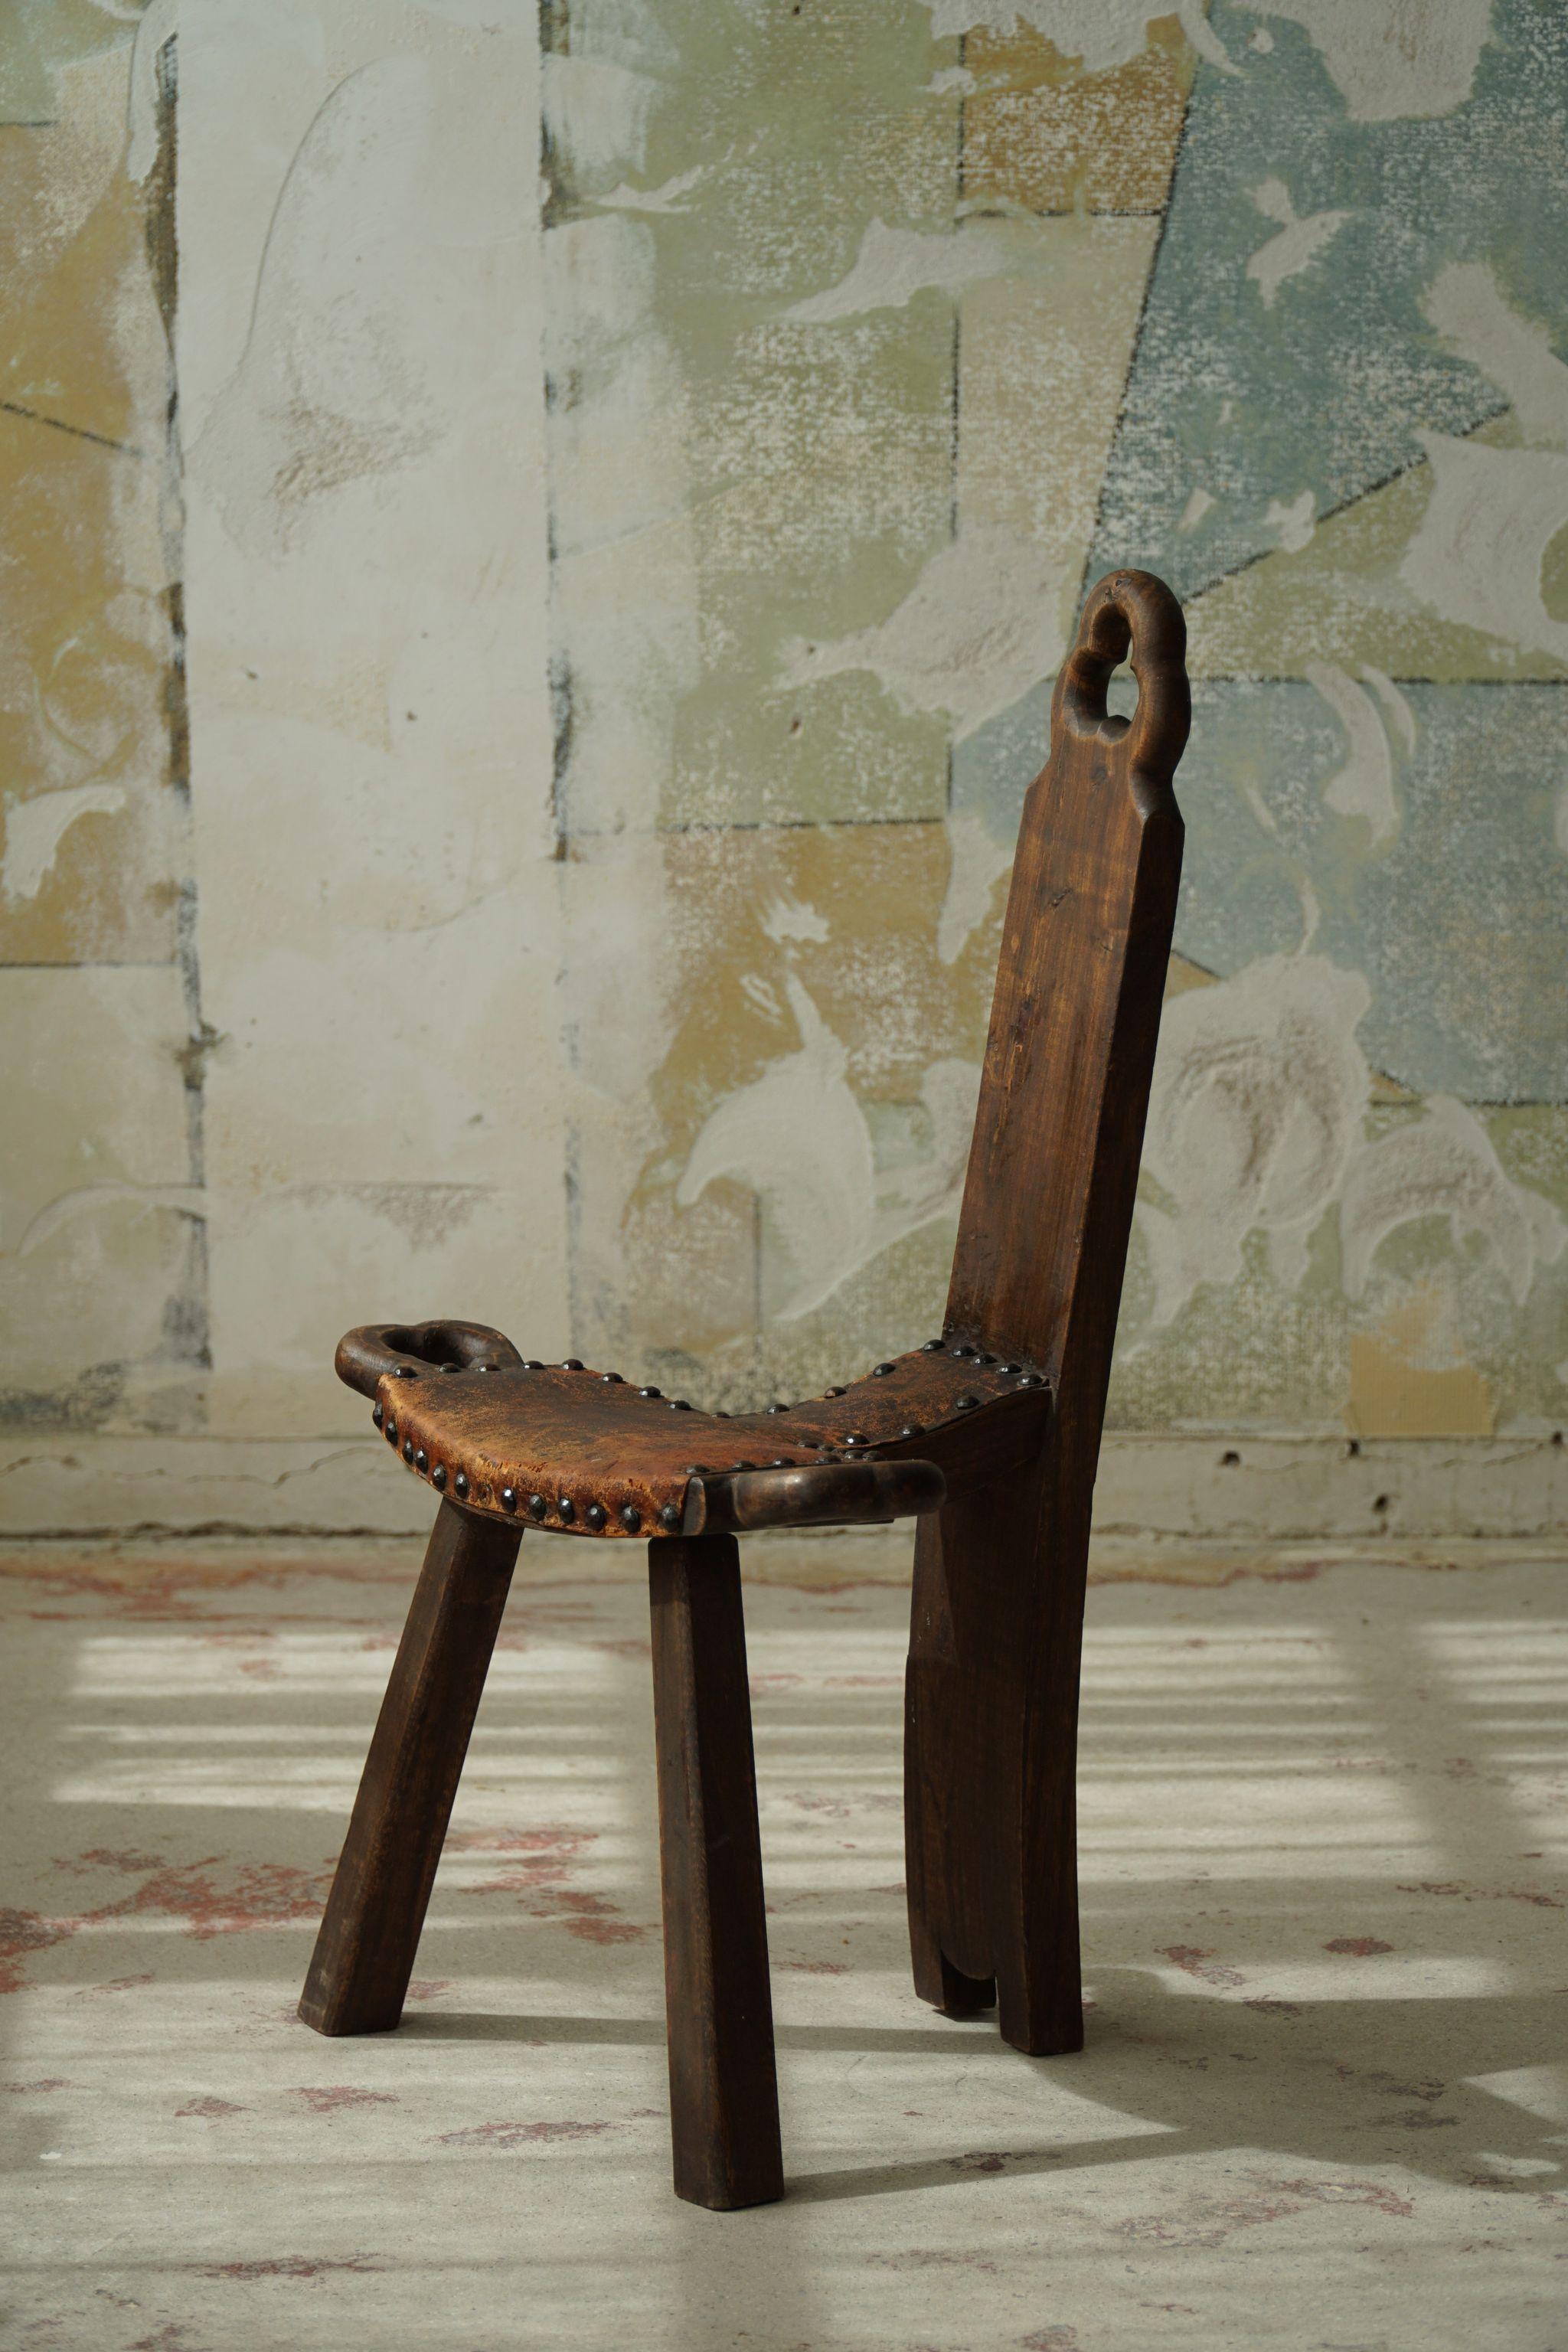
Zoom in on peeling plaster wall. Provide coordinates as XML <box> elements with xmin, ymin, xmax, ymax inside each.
<box><xmin>2</xmin><ymin>1</ymin><xmax>1565</xmax><ymax>1533</ymax></box>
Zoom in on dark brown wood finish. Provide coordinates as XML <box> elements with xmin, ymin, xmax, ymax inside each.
<box><xmin>648</xmin><ymin>1534</ymin><xmax>784</xmax><ymax>2210</ymax></box>
<box><xmin>299</xmin><ymin>1499</ymin><xmax>521</xmax><ymax>2035</ymax></box>
<box><xmin>907</xmin><ymin>570</ymin><xmax>1189</xmax><ymax>2052</ymax></box>
<box><xmin>299</xmin><ymin>569</ymin><xmax>1191</xmax><ymax>2206</ymax></box>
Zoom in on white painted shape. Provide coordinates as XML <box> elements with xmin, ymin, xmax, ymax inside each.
<box><xmin>1139</xmin><ymin>953</ymin><xmax>1372</xmax><ymax>1324</ymax></box>
<box><xmin>1177</xmin><ymin>487</ymin><xmax>1215</xmax><ymax>533</ymax></box>
<box><xmin>783</xmin><ymin>217</ymin><xmax>1056</xmax><ymax>326</ymax></box>
<box><xmin>1246</xmin><ymin>178</ymin><xmax>1349</xmax><ymax>308</ymax></box>
<box><xmin>593</xmin><ymin>164</ymin><xmax>706</xmax><ymax>214</ymax></box>
<box><xmin>1306</xmin><ymin>662</ymin><xmax>1400</xmax><ymax>846</ymax></box>
<box><xmin>677</xmin><ymin>975</ymin><xmax>874</xmax><ymax>1322</ymax></box>
<box><xmin>1</xmin><ymin>786</ymin><xmax>126</xmax><ymax>902</ymax></box>
<box><xmin>760</xmin><ymin>897</ymin><xmax>831</xmax><ymax>946</ymax></box>
<box><xmin>1400</xmin><ymin>433</ymin><xmax>1568</xmax><ymax>663</ymax></box>
<box><xmin>1340</xmin><ymin>1096</ymin><xmax>1566</xmax><ymax>1305</ymax></box>
<box><xmin>1236</xmin><ymin>1</ymin><xmax>1494</xmax><ymax>121</ymax></box>
<box><xmin>1265</xmin><ymin>489</ymin><xmax>1317</xmax><ymax>552</ymax></box>
<box><xmin>675</xmin><ymin>981</ymin><xmax>977</xmax><ymax>1325</ymax></box>
<box><xmin>1423</xmin><ymin>262</ymin><xmax>1568</xmax><ymax>451</ymax></box>
<box><xmin>1361</xmin><ymin>666</ymin><xmax>1416</xmax><ymax>756</ymax></box>
<box><xmin>937</xmin><ymin>810</ymin><xmax>1013</xmax><ymax>964</ymax></box>
<box><xmin>781</xmin><ymin>524</ymin><xmax>1066</xmax><ymax>740</ymax></box>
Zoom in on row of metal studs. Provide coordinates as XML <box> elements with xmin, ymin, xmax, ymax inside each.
<box><xmin>371</xmin><ymin>1401</ymin><xmax>685</xmax><ymax>1530</ymax></box>
<box><xmin>368</xmin><ymin>1335</ymin><xmax>1044</xmax><ymax>1524</ymax></box>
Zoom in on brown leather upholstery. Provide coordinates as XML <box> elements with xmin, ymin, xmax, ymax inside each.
<box><xmin>339</xmin><ymin>1318</ymin><xmax>1051</xmax><ymax>1538</ymax></box>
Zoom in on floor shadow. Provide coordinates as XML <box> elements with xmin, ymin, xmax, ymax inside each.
<box><xmin>401</xmin><ymin>2008</ymin><xmax>1005</xmax><ymax>2056</ymax></box>
<box><xmin>407</xmin><ymin>1971</ymin><xmax>1568</xmax><ymax>2208</ymax></box>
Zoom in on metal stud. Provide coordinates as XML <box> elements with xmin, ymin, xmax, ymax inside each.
<box><xmin>431</xmin><ymin>1465</ymin><xmax>447</xmax><ymax>1490</ymax></box>
<box><xmin>475</xmin><ymin>1363</ymin><xmax>496</xmax><ymax>1373</ymax></box>
<box><xmin>730</xmin><ymin>1460</ymin><xmax>756</xmax><ymax>1472</ymax></box>
<box><xmin>844</xmin><ymin>1432</ymin><xmax>869</xmax><ymax>1447</ymax></box>
<box><xmin>414</xmin><ymin>1449</ymin><xmax>429</xmax><ymax>1472</ymax></box>
<box><xmin>394</xmin><ymin>1363</ymin><xmax>418</xmax><ymax>1378</ymax></box>
<box><xmin>527</xmin><ymin>1494</ymin><xmax>547</xmax><ymax>1520</ymax></box>
<box><xmin>824</xmin><ymin>1385</ymin><xmax>845</xmax><ymax>1398</ymax></box>
<box><xmin>619</xmin><ymin>1504</ymin><xmax>641</xmax><ymax>1531</ymax></box>
<box><xmin>372</xmin><ymin>1403</ymin><xmax>384</xmax><ymax>1429</ymax></box>
<box><xmin>872</xmin><ymin>1362</ymin><xmax>895</xmax><ymax>1376</ymax></box>
<box><xmin>669</xmin><ymin>1399</ymin><xmax>693</xmax><ymax>1411</ymax></box>
<box><xmin>658</xmin><ymin>1504</ymin><xmax>681</xmax><ymax>1531</ymax></box>
<box><xmin>440</xmin><ymin>1361</ymin><xmax>462</xmax><ymax>1374</ymax></box>
<box><xmin>557</xmin><ymin>1497</ymin><xmax>576</xmax><ymax>1523</ymax></box>
<box><xmin>1001</xmin><ymin>1363</ymin><xmax>1021</xmax><ymax>1375</ymax></box>
<box><xmin>921</xmin><ymin>1338</ymin><xmax>945</xmax><ymax>1352</ymax></box>
<box><xmin>766</xmin><ymin>1402</ymin><xmax>789</xmax><ymax>1413</ymax></box>
<box><xmin>683</xmin><ymin>1465</ymin><xmax>706</xmax><ymax>1476</ymax></box>
<box><xmin>521</xmin><ymin>1360</ymin><xmax>544</xmax><ymax>1370</ymax></box>
<box><xmin>402</xmin><ymin>1438</ymin><xmax>415</xmax><ymax>1462</ymax></box>
<box><xmin>585</xmin><ymin>1502</ymin><xmax>607</xmax><ymax>1530</ymax></box>
<box><xmin>769</xmin><ymin>1458</ymin><xmax>789</xmax><ymax>1468</ymax></box>
<box><xmin>1016</xmin><ymin>1371</ymin><xmax>1042</xmax><ymax>1387</ymax></box>
<box><xmin>501</xmin><ymin>1487</ymin><xmax>519</xmax><ymax>1513</ymax></box>
<box><xmin>386</xmin><ymin>1419</ymin><xmax>397</xmax><ymax>1445</ymax></box>
<box><xmin>948</xmin><ymin>1344</ymin><xmax>972</xmax><ymax>1358</ymax></box>
<box><xmin>454</xmin><ymin>1472</ymin><xmax>469</xmax><ymax>1500</ymax></box>
<box><xmin>562</xmin><ymin>1358</ymin><xmax>584</xmax><ymax>1371</ymax></box>
<box><xmin>639</xmin><ymin>1385</ymin><xmax>662</xmax><ymax>1399</ymax></box>
<box><xmin>955</xmin><ymin>1393</ymin><xmax>979</xmax><ymax>1411</ymax></box>
<box><xmin>601</xmin><ymin>1371</ymin><xmax>623</xmax><ymax>1383</ymax></box>
<box><xmin>899</xmin><ymin>1423</ymin><xmax>923</xmax><ymax>1439</ymax></box>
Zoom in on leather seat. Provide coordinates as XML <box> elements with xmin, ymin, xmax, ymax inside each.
<box><xmin>336</xmin><ymin>1317</ymin><xmax>1051</xmax><ymax>1539</ymax></box>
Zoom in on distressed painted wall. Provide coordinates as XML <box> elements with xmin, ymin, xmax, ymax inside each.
<box><xmin>1</xmin><ymin>2</ymin><xmax>1564</xmax><ymax>1530</ymax></box>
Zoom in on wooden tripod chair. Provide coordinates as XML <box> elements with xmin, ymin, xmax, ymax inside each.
<box><xmin>299</xmin><ymin>569</ymin><xmax>1191</xmax><ymax>2209</ymax></box>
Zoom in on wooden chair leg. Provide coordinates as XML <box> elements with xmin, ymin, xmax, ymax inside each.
<box><xmin>648</xmin><ymin>1533</ymin><xmax>783</xmax><ymax>2211</ymax></box>
<box><xmin>905</xmin><ymin>1474</ymin><xmax>1085</xmax><ymax>2058</ymax></box>
<box><xmin>299</xmin><ymin>1499</ymin><xmax>521</xmax><ymax>2037</ymax></box>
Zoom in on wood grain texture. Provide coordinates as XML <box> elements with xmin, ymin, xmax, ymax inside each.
<box><xmin>908</xmin><ymin>570</ymin><xmax>1188</xmax><ymax>2051</ymax></box>
<box><xmin>648</xmin><ymin>1534</ymin><xmax>783</xmax><ymax>2210</ymax></box>
<box><xmin>299</xmin><ymin>1500</ymin><xmax>521</xmax><ymax>2036</ymax></box>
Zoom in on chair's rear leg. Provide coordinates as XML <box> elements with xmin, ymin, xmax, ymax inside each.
<box><xmin>905</xmin><ymin>1475</ymin><xmax>1085</xmax><ymax>2057</ymax></box>
<box><xmin>648</xmin><ymin>1533</ymin><xmax>783</xmax><ymax>2211</ymax></box>
<box><xmin>299</xmin><ymin>1500</ymin><xmax>521</xmax><ymax>2037</ymax></box>
<box><xmin>907</xmin><ymin>1904</ymin><xmax>996</xmax><ymax>2017</ymax></box>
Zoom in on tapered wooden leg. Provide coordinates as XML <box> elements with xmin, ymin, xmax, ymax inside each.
<box><xmin>648</xmin><ymin>1533</ymin><xmax>783</xmax><ymax>2211</ymax></box>
<box><xmin>904</xmin><ymin>1463</ymin><xmax>1086</xmax><ymax>2058</ymax></box>
<box><xmin>299</xmin><ymin>1500</ymin><xmax>521</xmax><ymax>2037</ymax></box>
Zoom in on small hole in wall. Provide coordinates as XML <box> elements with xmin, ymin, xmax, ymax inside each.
<box><xmin>1345</xmin><ymin>1438</ymin><xmax>1361</xmax><ymax>1459</ymax></box>
<box><xmin>1220</xmin><ymin>1449</ymin><xmax>1240</xmax><ymax>1468</ymax></box>
<box><xmin>1372</xmin><ymin>1494</ymin><xmax>1390</xmax><ymax>1515</ymax></box>
<box><xmin>1552</xmin><ymin>1429</ymin><xmax>1564</xmax><ymax>1448</ymax></box>
<box><xmin>789</xmin><ymin>717</ymin><xmax>802</xmax><ymax>736</ymax></box>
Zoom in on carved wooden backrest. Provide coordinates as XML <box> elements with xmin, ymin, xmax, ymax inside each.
<box><xmin>945</xmin><ymin>570</ymin><xmax>1190</xmax><ymax>1440</ymax></box>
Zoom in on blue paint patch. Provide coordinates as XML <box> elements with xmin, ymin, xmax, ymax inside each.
<box><xmin>1173</xmin><ymin>681</ymin><xmax>1568</xmax><ymax>1104</ymax></box>
<box><xmin>1089</xmin><ymin>0</ymin><xmax>1568</xmax><ymax>598</ymax></box>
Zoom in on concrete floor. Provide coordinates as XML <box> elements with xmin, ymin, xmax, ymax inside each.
<box><xmin>2</xmin><ymin>1530</ymin><xmax>1564</xmax><ymax>2352</ymax></box>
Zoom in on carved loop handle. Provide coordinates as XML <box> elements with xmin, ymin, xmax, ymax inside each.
<box><xmin>1051</xmin><ymin>567</ymin><xmax>1190</xmax><ymax>787</ymax></box>
<box><xmin>335</xmin><ymin>1318</ymin><xmax>524</xmax><ymax>1399</ymax></box>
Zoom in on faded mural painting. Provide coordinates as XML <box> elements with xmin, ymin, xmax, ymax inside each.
<box><xmin>1</xmin><ymin>2</ymin><xmax>1565</xmax><ymax>1526</ymax></box>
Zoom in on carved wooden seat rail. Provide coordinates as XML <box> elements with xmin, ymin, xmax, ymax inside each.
<box><xmin>298</xmin><ymin>569</ymin><xmax>1191</xmax><ymax>2210</ymax></box>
